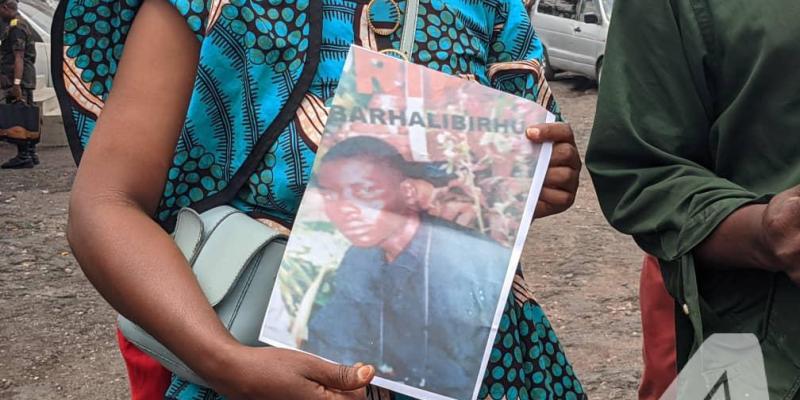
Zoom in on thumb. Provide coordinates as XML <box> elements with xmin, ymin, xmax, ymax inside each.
<box><xmin>306</xmin><ymin>359</ymin><xmax>374</xmax><ymax>391</ymax></box>
<box><xmin>526</xmin><ymin>122</ymin><xmax>574</xmax><ymax>144</ymax></box>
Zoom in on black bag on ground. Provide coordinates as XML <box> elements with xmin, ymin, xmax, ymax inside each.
<box><xmin>0</xmin><ymin>102</ymin><xmax>40</xmax><ymax>140</ymax></box>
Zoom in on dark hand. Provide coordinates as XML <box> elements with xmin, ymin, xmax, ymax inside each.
<box><xmin>10</xmin><ymin>84</ymin><xmax>22</xmax><ymax>102</ymax></box>
<box><xmin>526</xmin><ymin>122</ymin><xmax>582</xmax><ymax>218</ymax></box>
<box><xmin>758</xmin><ymin>185</ymin><xmax>800</xmax><ymax>284</ymax></box>
<box><xmin>207</xmin><ymin>346</ymin><xmax>374</xmax><ymax>400</ymax></box>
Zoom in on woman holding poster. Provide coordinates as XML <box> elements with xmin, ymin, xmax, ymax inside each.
<box><xmin>53</xmin><ymin>0</ymin><xmax>586</xmax><ymax>398</ymax></box>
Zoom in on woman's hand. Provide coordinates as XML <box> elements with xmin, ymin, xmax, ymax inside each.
<box><xmin>526</xmin><ymin>123</ymin><xmax>582</xmax><ymax>218</ymax></box>
<box><xmin>206</xmin><ymin>346</ymin><xmax>374</xmax><ymax>400</ymax></box>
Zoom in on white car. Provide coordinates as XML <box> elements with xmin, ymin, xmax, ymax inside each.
<box><xmin>530</xmin><ymin>0</ymin><xmax>612</xmax><ymax>83</ymax></box>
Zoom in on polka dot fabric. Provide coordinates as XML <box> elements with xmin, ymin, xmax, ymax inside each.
<box><xmin>216</xmin><ymin>0</ymin><xmax>311</xmax><ymax>69</ymax></box>
<box><xmin>478</xmin><ymin>294</ymin><xmax>586</xmax><ymax>400</ymax></box>
<box><xmin>158</xmin><ymin>146</ymin><xmax>228</xmax><ymax>222</ymax></box>
<box><xmin>166</xmin><ymin>0</ymin><xmax>207</xmax><ymax>40</ymax></box>
<box><xmin>410</xmin><ymin>1</ymin><xmax>485</xmax><ymax>77</ymax></box>
<box><xmin>62</xmin><ymin>0</ymin><xmax>140</xmax><ymax>100</ymax></box>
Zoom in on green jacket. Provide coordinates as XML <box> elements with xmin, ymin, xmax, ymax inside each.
<box><xmin>586</xmin><ymin>0</ymin><xmax>800</xmax><ymax>398</ymax></box>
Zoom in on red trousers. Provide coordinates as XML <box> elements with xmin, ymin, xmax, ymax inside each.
<box><xmin>638</xmin><ymin>255</ymin><xmax>678</xmax><ymax>400</ymax></box>
<box><xmin>116</xmin><ymin>328</ymin><xmax>172</xmax><ymax>400</ymax></box>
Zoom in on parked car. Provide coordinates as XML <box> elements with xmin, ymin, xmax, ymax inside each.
<box><xmin>530</xmin><ymin>0</ymin><xmax>612</xmax><ymax>83</ymax></box>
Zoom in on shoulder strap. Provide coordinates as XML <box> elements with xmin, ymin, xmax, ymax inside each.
<box><xmin>399</xmin><ymin>0</ymin><xmax>419</xmax><ymax>57</ymax></box>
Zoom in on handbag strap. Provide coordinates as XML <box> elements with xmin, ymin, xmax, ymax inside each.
<box><xmin>399</xmin><ymin>0</ymin><xmax>419</xmax><ymax>58</ymax></box>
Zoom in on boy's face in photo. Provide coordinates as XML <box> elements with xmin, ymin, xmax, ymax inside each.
<box><xmin>316</xmin><ymin>156</ymin><xmax>411</xmax><ymax>247</ymax></box>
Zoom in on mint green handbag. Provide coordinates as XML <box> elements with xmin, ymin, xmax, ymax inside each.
<box><xmin>117</xmin><ymin>206</ymin><xmax>287</xmax><ymax>386</ymax></box>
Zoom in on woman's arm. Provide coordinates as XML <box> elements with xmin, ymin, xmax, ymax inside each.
<box><xmin>67</xmin><ymin>0</ymin><xmax>373</xmax><ymax>398</ymax></box>
<box><xmin>67</xmin><ymin>0</ymin><xmax>222</xmax><ymax>365</ymax></box>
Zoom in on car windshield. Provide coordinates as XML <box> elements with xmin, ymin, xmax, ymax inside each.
<box><xmin>602</xmin><ymin>0</ymin><xmax>613</xmax><ymax>17</ymax></box>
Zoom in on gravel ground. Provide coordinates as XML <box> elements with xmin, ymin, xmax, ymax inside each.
<box><xmin>0</xmin><ymin>77</ymin><xmax>643</xmax><ymax>400</ymax></box>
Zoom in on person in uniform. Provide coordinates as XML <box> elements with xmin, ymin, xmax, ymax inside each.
<box><xmin>0</xmin><ymin>0</ymin><xmax>37</xmax><ymax>169</ymax></box>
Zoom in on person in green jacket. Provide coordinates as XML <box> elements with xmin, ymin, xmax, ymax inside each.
<box><xmin>587</xmin><ymin>0</ymin><xmax>800</xmax><ymax>399</ymax></box>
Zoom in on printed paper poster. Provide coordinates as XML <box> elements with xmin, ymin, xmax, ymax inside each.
<box><xmin>261</xmin><ymin>46</ymin><xmax>554</xmax><ymax>400</ymax></box>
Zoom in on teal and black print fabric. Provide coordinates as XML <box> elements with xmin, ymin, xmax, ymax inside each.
<box><xmin>52</xmin><ymin>0</ymin><xmax>583</xmax><ymax>398</ymax></box>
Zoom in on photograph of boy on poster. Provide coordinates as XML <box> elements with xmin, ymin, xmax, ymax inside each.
<box><xmin>301</xmin><ymin>135</ymin><xmax>509</xmax><ymax>399</ymax></box>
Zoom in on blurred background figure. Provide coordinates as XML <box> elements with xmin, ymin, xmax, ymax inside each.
<box><xmin>0</xmin><ymin>0</ymin><xmax>38</xmax><ymax>169</ymax></box>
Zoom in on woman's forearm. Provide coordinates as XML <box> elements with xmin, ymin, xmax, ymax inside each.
<box><xmin>62</xmin><ymin>0</ymin><xmax>238</xmax><ymax>376</ymax></box>
<box><xmin>67</xmin><ymin>195</ymin><xmax>239</xmax><ymax>378</ymax></box>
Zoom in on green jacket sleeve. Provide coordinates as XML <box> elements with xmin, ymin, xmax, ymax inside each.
<box><xmin>586</xmin><ymin>0</ymin><xmax>759</xmax><ymax>261</ymax></box>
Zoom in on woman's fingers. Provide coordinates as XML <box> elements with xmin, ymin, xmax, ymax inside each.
<box><xmin>526</xmin><ymin>122</ymin><xmax>575</xmax><ymax>144</ymax></box>
<box><xmin>550</xmin><ymin>141</ymin><xmax>582</xmax><ymax>169</ymax></box>
<box><xmin>534</xmin><ymin>187</ymin><xmax>577</xmax><ymax>218</ymax></box>
<box><xmin>525</xmin><ymin>122</ymin><xmax>582</xmax><ymax>219</ymax></box>
<box><xmin>543</xmin><ymin>166</ymin><xmax>580</xmax><ymax>192</ymax></box>
<box><xmin>526</xmin><ymin>123</ymin><xmax>581</xmax><ymax>169</ymax></box>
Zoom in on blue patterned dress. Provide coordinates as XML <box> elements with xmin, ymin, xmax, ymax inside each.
<box><xmin>53</xmin><ymin>0</ymin><xmax>586</xmax><ymax>398</ymax></box>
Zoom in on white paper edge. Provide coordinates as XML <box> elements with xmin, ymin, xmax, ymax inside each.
<box><xmin>470</xmin><ymin>112</ymin><xmax>555</xmax><ymax>400</ymax></box>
